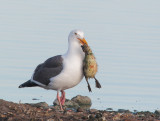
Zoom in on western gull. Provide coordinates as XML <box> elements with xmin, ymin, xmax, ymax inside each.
<box><xmin>19</xmin><ymin>30</ymin><xmax>88</xmax><ymax>110</ymax></box>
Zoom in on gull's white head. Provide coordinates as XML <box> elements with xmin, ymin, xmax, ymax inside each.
<box><xmin>68</xmin><ymin>29</ymin><xmax>88</xmax><ymax>46</ymax></box>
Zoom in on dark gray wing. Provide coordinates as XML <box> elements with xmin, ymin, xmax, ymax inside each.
<box><xmin>33</xmin><ymin>55</ymin><xmax>63</xmax><ymax>85</ymax></box>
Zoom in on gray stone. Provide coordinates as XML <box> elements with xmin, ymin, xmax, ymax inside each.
<box><xmin>79</xmin><ymin>104</ymin><xmax>91</xmax><ymax>110</ymax></box>
<box><xmin>106</xmin><ymin>108</ymin><xmax>113</xmax><ymax>111</ymax></box>
<box><xmin>101</xmin><ymin>116</ymin><xmax>106</xmax><ymax>121</ymax></box>
<box><xmin>88</xmin><ymin>114</ymin><xmax>96</xmax><ymax>120</ymax></box>
<box><xmin>32</xmin><ymin>98</ymin><xmax>39</xmax><ymax>100</ymax></box>
<box><xmin>65</xmin><ymin>99</ymin><xmax>79</xmax><ymax>108</ymax></box>
<box><xmin>155</xmin><ymin>110</ymin><xmax>160</xmax><ymax>115</ymax></box>
<box><xmin>90</xmin><ymin>109</ymin><xmax>98</xmax><ymax>113</ymax></box>
<box><xmin>53</xmin><ymin>95</ymin><xmax>92</xmax><ymax>110</ymax></box>
<box><xmin>53</xmin><ymin>99</ymin><xmax>59</xmax><ymax>106</ymax></box>
<box><xmin>95</xmin><ymin>113</ymin><xmax>102</xmax><ymax>118</ymax></box>
<box><xmin>28</xmin><ymin>102</ymin><xmax>49</xmax><ymax>109</ymax></box>
<box><xmin>77</xmin><ymin>107</ymin><xmax>83</xmax><ymax>112</ymax></box>
<box><xmin>71</xmin><ymin>95</ymin><xmax>92</xmax><ymax>106</ymax></box>
<box><xmin>53</xmin><ymin>99</ymin><xmax>79</xmax><ymax>109</ymax></box>
<box><xmin>47</xmin><ymin>119</ymin><xmax>55</xmax><ymax>121</ymax></box>
<box><xmin>118</xmin><ymin>109</ymin><xmax>130</xmax><ymax>113</ymax></box>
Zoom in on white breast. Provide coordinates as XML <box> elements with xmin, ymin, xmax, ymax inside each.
<box><xmin>48</xmin><ymin>53</ymin><xmax>84</xmax><ymax>91</ymax></box>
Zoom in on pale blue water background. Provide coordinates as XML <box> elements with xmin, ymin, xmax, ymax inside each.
<box><xmin>0</xmin><ymin>0</ymin><xmax>160</xmax><ymax>112</ymax></box>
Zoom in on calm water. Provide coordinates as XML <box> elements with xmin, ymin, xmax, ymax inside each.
<box><xmin>0</xmin><ymin>0</ymin><xmax>160</xmax><ymax>112</ymax></box>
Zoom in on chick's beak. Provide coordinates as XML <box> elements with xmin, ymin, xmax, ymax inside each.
<box><xmin>78</xmin><ymin>38</ymin><xmax>88</xmax><ymax>45</ymax></box>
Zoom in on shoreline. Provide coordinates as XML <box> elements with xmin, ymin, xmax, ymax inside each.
<box><xmin>0</xmin><ymin>98</ymin><xmax>160</xmax><ymax>121</ymax></box>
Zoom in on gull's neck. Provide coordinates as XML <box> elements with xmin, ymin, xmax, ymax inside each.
<box><xmin>63</xmin><ymin>39</ymin><xmax>84</xmax><ymax>59</ymax></box>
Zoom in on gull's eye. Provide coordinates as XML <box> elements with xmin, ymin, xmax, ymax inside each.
<box><xmin>75</xmin><ymin>33</ymin><xmax>77</xmax><ymax>35</ymax></box>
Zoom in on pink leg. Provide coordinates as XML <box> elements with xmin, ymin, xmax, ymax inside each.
<box><xmin>57</xmin><ymin>91</ymin><xmax>63</xmax><ymax>111</ymax></box>
<box><xmin>60</xmin><ymin>90</ymin><xmax>65</xmax><ymax>105</ymax></box>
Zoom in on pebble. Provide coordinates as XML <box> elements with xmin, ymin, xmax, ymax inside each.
<box><xmin>88</xmin><ymin>114</ymin><xmax>95</xmax><ymax>119</ymax></box>
<box><xmin>32</xmin><ymin>98</ymin><xmax>39</xmax><ymax>100</ymax></box>
<box><xmin>118</xmin><ymin>109</ymin><xmax>130</xmax><ymax>113</ymax></box>
<box><xmin>113</xmin><ymin>113</ymin><xmax>121</xmax><ymax>120</ymax></box>
<box><xmin>106</xmin><ymin>108</ymin><xmax>113</xmax><ymax>111</ymax></box>
<box><xmin>95</xmin><ymin>113</ymin><xmax>102</xmax><ymax>118</ymax></box>
<box><xmin>47</xmin><ymin>119</ymin><xmax>55</xmax><ymax>121</ymax></box>
<box><xmin>82</xmin><ymin>116</ymin><xmax>88</xmax><ymax>119</ymax></box>
<box><xmin>90</xmin><ymin>109</ymin><xmax>98</xmax><ymax>113</ymax></box>
<box><xmin>29</xmin><ymin>102</ymin><xmax>49</xmax><ymax>109</ymax></box>
<box><xmin>155</xmin><ymin>110</ymin><xmax>160</xmax><ymax>115</ymax></box>
<box><xmin>77</xmin><ymin>107</ymin><xmax>83</xmax><ymax>112</ymax></box>
<box><xmin>65</xmin><ymin>111</ymin><xmax>73</xmax><ymax>115</ymax></box>
<box><xmin>101</xmin><ymin>116</ymin><xmax>106</xmax><ymax>121</ymax></box>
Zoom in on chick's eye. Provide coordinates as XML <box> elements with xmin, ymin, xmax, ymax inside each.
<box><xmin>75</xmin><ymin>33</ymin><xmax>77</xmax><ymax>35</ymax></box>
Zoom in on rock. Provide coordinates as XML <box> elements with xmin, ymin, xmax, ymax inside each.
<box><xmin>138</xmin><ymin>113</ymin><xmax>145</xmax><ymax>117</ymax></box>
<box><xmin>95</xmin><ymin>113</ymin><xmax>102</xmax><ymax>118</ymax></box>
<box><xmin>53</xmin><ymin>99</ymin><xmax>59</xmax><ymax>106</ymax></box>
<box><xmin>0</xmin><ymin>98</ymin><xmax>160</xmax><ymax>120</ymax></box>
<box><xmin>113</xmin><ymin>113</ymin><xmax>121</xmax><ymax>120</ymax></box>
<box><xmin>79</xmin><ymin>104</ymin><xmax>91</xmax><ymax>110</ymax></box>
<box><xmin>53</xmin><ymin>99</ymin><xmax>79</xmax><ymax>109</ymax></box>
<box><xmin>53</xmin><ymin>95</ymin><xmax>92</xmax><ymax>110</ymax></box>
<box><xmin>28</xmin><ymin>102</ymin><xmax>49</xmax><ymax>109</ymax></box>
<box><xmin>65</xmin><ymin>99</ymin><xmax>79</xmax><ymax>108</ymax></box>
<box><xmin>118</xmin><ymin>109</ymin><xmax>130</xmax><ymax>113</ymax></box>
<box><xmin>133</xmin><ymin>110</ymin><xmax>138</xmax><ymax>114</ymax></box>
<box><xmin>32</xmin><ymin>98</ymin><xmax>39</xmax><ymax>100</ymax></box>
<box><xmin>77</xmin><ymin>107</ymin><xmax>83</xmax><ymax>112</ymax></box>
<box><xmin>64</xmin><ymin>111</ymin><xmax>73</xmax><ymax>115</ymax></box>
<box><xmin>82</xmin><ymin>116</ymin><xmax>88</xmax><ymax>119</ymax></box>
<box><xmin>47</xmin><ymin>119</ymin><xmax>55</xmax><ymax>121</ymax></box>
<box><xmin>71</xmin><ymin>95</ymin><xmax>92</xmax><ymax>106</ymax></box>
<box><xmin>88</xmin><ymin>114</ymin><xmax>96</xmax><ymax>120</ymax></box>
<box><xmin>90</xmin><ymin>109</ymin><xmax>98</xmax><ymax>113</ymax></box>
<box><xmin>101</xmin><ymin>116</ymin><xmax>106</xmax><ymax>121</ymax></box>
<box><xmin>106</xmin><ymin>108</ymin><xmax>113</xmax><ymax>111</ymax></box>
<box><xmin>155</xmin><ymin>110</ymin><xmax>160</xmax><ymax>115</ymax></box>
